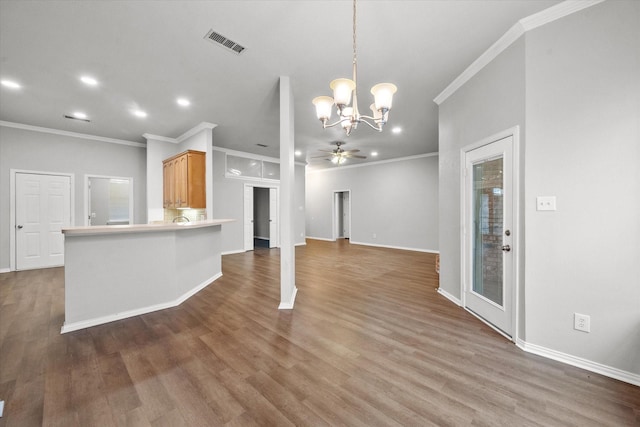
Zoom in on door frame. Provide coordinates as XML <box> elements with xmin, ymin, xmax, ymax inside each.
<box><xmin>243</xmin><ymin>183</ymin><xmax>280</xmax><ymax>251</ymax></box>
<box><xmin>84</xmin><ymin>174</ymin><xmax>134</xmax><ymax>226</ymax></box>
<box><xmin>332</xmin><ymin>189</ymin><xmax>351</xmax><ymax>241</ymax></box>
<box><xmin>459</xmin><ymin>126</ymin><xmax>521</xmax><ymax>342</ymax></box>
<box><xmin>10</xmin><ymin>169</ymin><xmax>75</xmax><ymax>272</ymax></box>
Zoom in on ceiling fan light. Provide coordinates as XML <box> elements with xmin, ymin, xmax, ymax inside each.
<box><xmin>312</xmin><ymin>96</ymin><xmax>334</xmax><ymax>121</ymax></box>
<box><xmin>330</xmin><ymin>78</ymin><xmax>356</xmax><ymax>106</ymax></box>
<box><xmin>371</xmin><ymin>83</ymin><xmax>397</xmax><ymax>111</ymax></box>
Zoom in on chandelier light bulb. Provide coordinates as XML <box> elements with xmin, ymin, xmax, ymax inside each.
<box><xmin>371</xmin><ymin>83</ymin><xmax>397</xmax><ymax>111</ymax></box>
<box><xmin>330</xmin><ymin>78</ymin><xmax>356</xmax><ymax>107</ymax></box>
<box><xmin>312</xmin><ymin>96</ymin><xmax>334</xmax><ymax>121</ymax></box>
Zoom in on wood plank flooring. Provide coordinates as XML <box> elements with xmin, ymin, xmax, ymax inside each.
<box><xmin>0</xmin><ymin>239</ymin><xmax>638</xmax><ymax>426</ymax></box>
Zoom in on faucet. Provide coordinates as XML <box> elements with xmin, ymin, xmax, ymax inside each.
<box><xmin>172</xmin><ymin>215</ymin><xmax>190</xmax><ymax>223</ymax></box>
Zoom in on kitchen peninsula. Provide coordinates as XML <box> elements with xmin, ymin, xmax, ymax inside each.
<box><xmin>61</xmin><ymin>219</ymin><xmax>233</xmax><ymax>333</ymax></box>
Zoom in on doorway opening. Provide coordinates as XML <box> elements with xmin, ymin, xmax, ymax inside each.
<box><xmin>333</xmin><ymin>190</ymin><xmax>351</xmax><ymax>241</ymax></box>
<box><xmin>244</xmin><ymin>184</ymin><xmax>279</xmax><ymax>251</ymax></box>
<box><xmin>85</xmin><ymin>175</ymin><xmax>133</xmax><ymax>226</ymax></box>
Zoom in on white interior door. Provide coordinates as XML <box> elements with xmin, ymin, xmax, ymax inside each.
<box><xmin>269</xmin><ymin>188</ymin><xmax>278</xmax><ymax>248</ymax></box>
<box><xmin>244</xmin><ymin>184</ymin><xmax>254</xmax><ymax>251</ymax></box>
<box><xmin>464</xmin><ymin>136</ymin><xmax>514</xmax><ymax>336</ymax></box>
<box><xmin>16</xmin><ymin>173</ymin><xmax>71</xmax><ymax>270</ymax></box>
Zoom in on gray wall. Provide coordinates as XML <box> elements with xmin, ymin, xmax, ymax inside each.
<box><xmin>523</xmin><ymin>1</ymin><xmax>640</xmax><ymax>375</ymax></box>
<box><xmin>211</xmin><ymin>149</ymin><xmax>306</xmax><ymax>253</ymax></box>
<box><xmin>0</xmin><ymin>125</ymin><xmax>147</xmax><ymax>270</ymax></box>
<box><xmin>438</xmin><ymin>0</ymin><xmax>639</xmax><ymax>376</ymax></box>
<box><xmin>306</xmin><ymin>155</ymin><xmax>439</xmax><ymax>252</ymax></box>
<box><xmin>438</xmin><ymin>37</ymin><xmax>526</xmax><ymax>303</ymax></box>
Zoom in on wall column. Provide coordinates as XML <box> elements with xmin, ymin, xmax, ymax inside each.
<box><xmin>279</xmin><ymin>76</ymin><xmax>297</xmax><ymax>309</ymax></box>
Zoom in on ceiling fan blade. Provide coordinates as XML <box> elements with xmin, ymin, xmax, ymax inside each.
<box><xmin>317</xmin><ymin>149</ymin><xmax>336</xmax><ymax>153</ymax></box>
<box><xmin>311</xmin><ymin>155</ymin><xmax>331</xmax><ymax>159</ymax></box>
<box><xmin>342</xmin><ymin>149</ymin><xmax>360</xmax><ymax>154</ymax></box>
<box><xmin>348</xmin><ymin>155</ymin><xmax>367</xmax><ymax>159</ymax></box>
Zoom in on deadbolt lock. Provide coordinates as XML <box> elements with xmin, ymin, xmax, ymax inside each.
<box><xmin>505</xmin><ymin>230</ymin><xmax>511</xmax><ymax>236</ymax></box>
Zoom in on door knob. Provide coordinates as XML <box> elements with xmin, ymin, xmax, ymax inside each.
<box><xmin>17</xmin><ymin>225</ymin><xmax>23</xmax><ymax>229</ymax></box>
<box><xmin>501</xmin><ymin>245</ymin><xmax>511</xmax><ymax>252</ymax></box>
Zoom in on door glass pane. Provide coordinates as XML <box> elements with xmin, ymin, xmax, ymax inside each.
<box><xmin>472</xmin><ymin>157</ymin><xmax>504</xmax><ymax>306</ymax></box>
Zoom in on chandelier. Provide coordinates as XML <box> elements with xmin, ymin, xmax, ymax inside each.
<box><xmin>312</xmin><ymin>0</ymin><xmax>397</xmax><ymax>136</ymax></box>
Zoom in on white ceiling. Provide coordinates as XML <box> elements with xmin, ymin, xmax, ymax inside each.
<box><xmin>0</xmin><ymin>0</ymin><xmax>560</xmax><ymax>168</ymax></box>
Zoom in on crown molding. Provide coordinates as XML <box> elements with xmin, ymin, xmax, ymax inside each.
<box><xmin>0</xmin><ymin>120</ymin><xmax>145</xmax><ymax>148</ymax></box>
<box><xmin>434</xmin><ymin>0</ymin><xmax>606</xmax><ymax>105</ymax></box>
<box><xmin>142</xmin><ymin>133</ymin><xmax>177</xmax><ymax>143</ymax></box>
<box><xmin>143</xmin><ymin>122</ymin><xmax>218</xmax><ymax>144</ymax></box>
<box><xmin>176</xmin><ymin>122</ymin><xmax>217</xmax><ymax>142</ymax></box>
<box><xmin>306</xmin><ymin>152</ymin><xmax>439</xmax><ymax>174</ymax></box>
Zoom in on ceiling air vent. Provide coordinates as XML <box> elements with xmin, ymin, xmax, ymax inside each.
<box><xmin>256</xmin><ymin>144</ymin><xmax>268</xmax><ymax>148</ymax></box>
<box><xmin>204</xmin><ymin>29</ymin><xmax>245</xmax><ymax>55</ymax></box>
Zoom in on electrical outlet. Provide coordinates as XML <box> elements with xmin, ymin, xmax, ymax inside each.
<box><xmin>373</xmin><ymin>233</ymin><xmax>376</xmax><ymax>239</ymax></box>
<box><xmin>574</xmin><ymin>313</ymin><xmax>590</xmax><ymax>332</ymax></box>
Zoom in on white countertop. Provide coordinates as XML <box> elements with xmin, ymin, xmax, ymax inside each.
<box><xmin>62</xmin><ymin>219</ymin><xmax>235</xmax><ymax>236</ymax></box>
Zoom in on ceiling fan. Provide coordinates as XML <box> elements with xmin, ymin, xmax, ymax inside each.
<box><xmin>312</xmin><ymin>141</ymin><xmax>366</xmax><ymax>165</ymax></box>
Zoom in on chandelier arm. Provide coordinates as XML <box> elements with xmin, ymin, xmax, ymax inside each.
<box><xmin>321</xmin><ymin>118</ymin><xmax>350</xmax><ymax>129</ymax></box>
<box><xmin>358</xmin><ymin>117</ymin><xmax>384</xmax><ymax>132</ymax></box>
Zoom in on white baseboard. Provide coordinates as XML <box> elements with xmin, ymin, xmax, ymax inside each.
<box><xmin>437</xmin><ymin>287</ymin><xmax>462</xmax><ymax>306</ymax></box>
<box><xmin>61</xmin><ymin>272</ymin><xmax>222</xmax><ymax>334</ymax></box>
<box><xmin>517</xmin><ymin>340</ymin><xmax>640</xmax><ymax>387</ymax></box>
<box><xmin>305</xmin><ymin>236</ymin><xmax>335</xmax><ymax>242</ymax></box>
<box><xmin>0</xmin><ymin>268</ymin><xmax>10</xmax><ymax>274</ymax></box>
<box><xmin>222</xmin><ymin>249</ymin><xmax>246</xmax><ymax>256</ymax></box>
<box><xmin>278</xmin><ymin>287</ymin><xmax>298</xmax><ymax>310</ymax></box>
<box><xmin>349</xmin><ymin>240</ymin><xmax>439</xmax><ymax>254</ymax></box>
<box><xmin>295</xmin><ymin>241</ymin><xmax>307</xmax><ymax>247</ymax></box>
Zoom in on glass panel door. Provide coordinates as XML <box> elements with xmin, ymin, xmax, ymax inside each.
<box><xmin>464</xmin><ymin>135</ymin><xmax>514</xmax><ymax>337</ymax></box>
<box><xmin>472</xmin><ymin>158</ymin><xmax>504</xmax><ymax>307</ymax></box>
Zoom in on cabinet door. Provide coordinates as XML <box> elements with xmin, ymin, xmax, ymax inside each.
<box><xmin>162</xmin><ymin>162</ymin><xmax>173</xmax><ymax>209</ymax></box>
<box><xmin>163</xmin><ymin>160</ymin><xmax>174</xmax><ymax>208</ymax></box>
<box><xmin>187</xmin><ymin>152</ymin><xmax>206</xmax><ymax>208</ymax></box>
<box><xmin>176</xmin><ymin>154</ymin><xmax>188</xmax><ymax>208</ymax></box>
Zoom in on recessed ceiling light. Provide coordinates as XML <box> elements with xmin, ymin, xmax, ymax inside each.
<box><xmin>177</xmin><ymin>98</ymin><xmax>190</xmax><ymax>107</ymax></box>
<box><xmin>132</xmin><ymin>109</ymin><xmax>147</xmax><ymax>118</ymax></box>
<box><xmin>295</xmin><ymin>150</ymin><xmax>302</xmax><ymax>156</ymax></box>
<box><xmin>72</xmin><ymin>111</ymin><xmax>87</xmax><ymax>120</ymax></box>
<box><xmin>1</xmin><ymin>79</ymin><xmax>21</xmax><ymax>89</ymax></box>
<box><xmin>391</xmin><ymin>127</ymin><xmax>402</xmax><ymax>134</ymax></box>
<box><xmin>80</xmin><ymin>76</ymin><xmax>98</xmax><ymax>86</ymax></box>
<box><xmin>371</xmin><ymin>151</ymin><xmax>378</xmax><ymax>156</ymax></box>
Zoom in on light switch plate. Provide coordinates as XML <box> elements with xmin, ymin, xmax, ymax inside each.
<box><xmin>536</xmin><ymin>196</ymin><xmax>557</xmax><ymax>211</ymax></box>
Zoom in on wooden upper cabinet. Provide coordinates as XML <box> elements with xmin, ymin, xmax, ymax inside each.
<box><xmin>162</xmin><ymin>150</ymin><xmax>206</xmax><ymax>209</ymax></box>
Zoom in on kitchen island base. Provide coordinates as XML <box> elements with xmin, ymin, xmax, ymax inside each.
<box><xmin>61</xmin><ymin>220</ymin><xmax>230</xmax><ymax>333</ymax></box>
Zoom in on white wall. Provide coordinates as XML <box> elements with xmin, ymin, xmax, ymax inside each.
<box><xmin>523</xmin><ymin>0</ymin><xmax>640</xmax><ymax>376</ymax></box>
<box><xmin>211</xmin><ymin>148</ymin><xmax>306</xmax><ymax>253</ymax></box>
<box><xmin>438</xmin><ymin>0</ymin><xmax>639</xmax><ymax>379</ymax></box>
<box><xmin>0</xmin><ymin>125</ymin><xmax>147</xmax><ymax>270</ymax></box>
<box><xmin>306</xmin><ymin>155</ymin><xmax>439</xmax><ymax>252</ymax></box>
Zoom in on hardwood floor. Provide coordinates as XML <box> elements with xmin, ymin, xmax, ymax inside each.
<box><xmin>0</xmin><ymin>239</ymin><xmax>638</xmax><ymax>426</ymax></box>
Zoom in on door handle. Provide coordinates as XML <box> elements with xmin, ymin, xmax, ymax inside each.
<box><xmin>501</xmin><ymin>245</ymin><xmax>511</xmax><ymax>252</ymax></box>
<box><xmin>17</xmin><ymin>225</ymin><xmax>23</xmax><ymax>229</ymax></box>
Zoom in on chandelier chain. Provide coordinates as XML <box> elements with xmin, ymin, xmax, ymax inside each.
<box><xmin>352</xmin><ymin>0</ymin><xmax>357</xmax><ymax>65</ymax></box>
